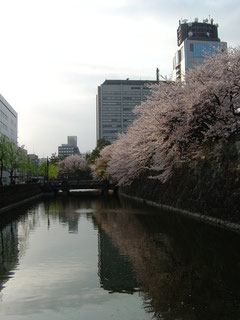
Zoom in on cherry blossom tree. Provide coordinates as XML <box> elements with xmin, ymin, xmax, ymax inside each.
<box><xmin>91</xmin><ymin>144</ymin><xmax>113</xmax><ymax>181</ymax></box>
<box><xmin>58</xmin><ymin>155</ymin><xmax>90</xmax><ymax>179</ymax></box>
<box><xmin>96</xmin><ymin>47</ymin><xmax>240</xmax><ymax>185</ymax></box>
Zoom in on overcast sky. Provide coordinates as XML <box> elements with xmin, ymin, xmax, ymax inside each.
<box><xmin>0</xmin><ymin>0</ymin><xmax>239</xmax><ymax>157</ymax></box>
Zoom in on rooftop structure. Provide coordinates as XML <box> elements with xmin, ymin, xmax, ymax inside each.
<box><xmin>177</xmin><ymin>17</ymin><xmax>220</xmax><ymax>46</ymax></box>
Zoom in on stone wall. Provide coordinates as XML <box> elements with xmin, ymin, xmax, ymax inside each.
<box><xmin>0</xmin><ymin>184</ymin><xmax>42</xmax><ymax>209</ymax></box>
<box><xmin>121</xmin><ymin>135</ymin><xmax>240</xmax><ymax>224</ymax></box>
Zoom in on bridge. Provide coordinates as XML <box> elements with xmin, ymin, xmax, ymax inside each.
<box><xmin>50</xmin><ymin>180</ymin><xmax>117</xmax><ymax>195</ymax></box>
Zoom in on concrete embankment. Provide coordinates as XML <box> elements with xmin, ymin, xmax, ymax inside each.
<box><xmin>120</xmin><ymin>135</ymin><xmax>240</xmax><ymax>233</ymax></box>
<box><xmin>0</xmin><ymin>184</ymin><xmax>43</xmax><ymax>223</ymax></box>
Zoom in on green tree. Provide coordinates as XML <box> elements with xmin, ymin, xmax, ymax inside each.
<box><xmin>5</xmin><ymin>140</ymin><xmax>19</xmax><ymax>184</ymax></box>
<box><xmin>49</xmin><ymin>153</ymin><xmax>65</xmax><ymax>165</ymax></box>
<box><xmin>87</xmin><ymin>139</ymin><xmax>111</xmax><ymax>164</ymax></box>
<box><xmin>39</xmin><ymin>161</ymin><xmax>58</xmax><ymax>180</ymax></box>
<box><xmin>0</xmin><ymin>135</ymin><xmax>8</xmax><ymax>185</ymax></box>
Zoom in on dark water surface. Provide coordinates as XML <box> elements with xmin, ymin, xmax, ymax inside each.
<box><xmin>0</xmin><ymin>194</ymin><xmax>240</xmax><ymax>320</ymax></box>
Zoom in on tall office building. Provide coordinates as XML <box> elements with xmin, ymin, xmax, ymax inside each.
<box><xmin>172</xmin><ymin>18</ymin><xmax>227</xmax><ymax>81</ymax></box>
<box><xmin>0</xmin><ymin>94</ymin><xmax>18</xmax><ymax>143</ymax></box>
<box><xmin>96</xmin><ymin>79</ymin><xmax>158</xmax><ymax>143</ymax></box>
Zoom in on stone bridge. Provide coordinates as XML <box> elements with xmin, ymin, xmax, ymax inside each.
<box><xmin>51</xmin><ymin>180</ymin><xmax>117</xmax><ymax>195</ymax></box>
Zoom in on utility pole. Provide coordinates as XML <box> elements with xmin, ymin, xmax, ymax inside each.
<box><xmin>156</xmin><ymin>68</ymin><xmax>160</xmax><ymax>83</ymax></box>
<box><xmin>46</xmin><ymin>157</ymin><xmax>49</xmax><ymax>182</ymax></box>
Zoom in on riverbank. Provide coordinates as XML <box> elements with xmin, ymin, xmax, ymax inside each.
<box><xmin>0</xmin><ymin>183</ymin><xmax>44</xmax><ymax>220</ymax></box>
<box><xmin>120</xmin><ymin>135</ymin><xmax>240</xmax><ymax>233</ymax></box>
<box><xmin>119</xmin><ymin>192</ymin><xmax>240</xmax><ymax>234</ymax></box>
<box><xmin>0</xmin><ymin>184</ymin><xmax>42</xmax><ymax>209</ymax></box>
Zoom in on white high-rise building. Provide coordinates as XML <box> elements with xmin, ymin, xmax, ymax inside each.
<box><xmin>0</xmin><ymin>94</ymin><xmax>18</xmax><ymax>143</ymax></box>
<box><xmin>96</xmin><ymin>79</ymin><xmax>158</xmax><ymax>143</ymax></box>
<box><xmin>0</xmin><ymin>94</ymin><xmax>18</xmax><ymax>184</ymax></box>
<box><xmin>173</xmin><ymin>18</ymin><xmax>227</xmax><ymax>81</ymax></box>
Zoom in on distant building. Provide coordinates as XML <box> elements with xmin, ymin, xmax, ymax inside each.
<box><xmin>67</xmin><ymin>136</ymin><xmax>77</xmax><ymax>147</ymax></box>
<box><xmin>0</xmin><ymin>94</ymin><xmax>18</xmax><ymax>184</ymax></box>
<box><xmin>172</xmin><ymin>18</ymin><xmax>227</xmax><ymax>81</ymax></box>
<box><xmin>28</xmin><ymin>154</ymin><xmax>39</xmax><ymax>167</ymax></box>
<box><xmin>39</xmin><ymin>158</ymin><xmax>47</xmax><ymax>165</ymax></box>
<box><xmin>96</xmin><ymin>79</ymin><xmax>158</xmax><ymax>143</ymax></box>
<box><xmin>58</xmin><ymin>136</ymin><xmax>80</xmax><ymax>157</ymax></box>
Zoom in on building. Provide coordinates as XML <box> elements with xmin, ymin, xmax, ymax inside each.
<box><xmin>67</xmin><ymin>136</ymin><xmax>77</xmax><ymax>147</ymax></box>
<box><xmin>28</xmin><ymin>154</ymin><xmax>39</xmax><ymax>167</ymax></box>
<box><xmin>98</xmin><ymin>227</ymin><xmax>138</xmax><ymax>293</ymax></box>
<box><xmin>0</xmin><ymin>94</ymin><xmax>18</xmax><ymax>184</ymax></box>
<box><xmin>96</xmin><ymin>79</ymin><xmax>158</xmax><ymax>143</ymax></box>
<box><xmin>173</xmin><ymin>18</ymin><xmax>227</xmax><ymax>81</ymax></box>
<box><xmin>58</xmin><ymin>136</ymin><xmax>80</xmax><ymax>157</ymax></box>
<box><xmin>0</xmin><ymin>94</ymin><xmax>18</xmax><ymax>143</ymax></box>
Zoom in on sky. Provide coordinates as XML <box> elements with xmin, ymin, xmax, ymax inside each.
<box><xmin>0</xmin><ymin>0</ymin><xmax>239</xmax><ymax>157</ymax></box>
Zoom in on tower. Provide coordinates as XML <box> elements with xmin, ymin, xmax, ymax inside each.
<box><xmin>172</xmin><ymin>18</ymin><xmax>227</xmax><ymax>81</ymax></box>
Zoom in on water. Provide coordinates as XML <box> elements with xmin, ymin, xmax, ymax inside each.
<box><xmin>0</xmin><ymin>194</ymin><xmax>240</xmax><ymax>320</ymax></box>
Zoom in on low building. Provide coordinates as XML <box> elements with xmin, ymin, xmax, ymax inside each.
<box><xmin>58</xmin><ymin>136</ymin><xmax>80</xmax><ymax>157</ymax></box>
<box><xmin>28</xmin><ymin>154</ymin><xmax>39</xmax><ymax>167</ymax></box>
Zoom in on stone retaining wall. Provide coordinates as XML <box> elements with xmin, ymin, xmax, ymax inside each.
<box><xmin>120</xmin><ymin>136</ymin><xmax>240</xmax><ymax>226</ymax></box>
<box><xmin>0</xmin><ymin>184</ymin><xmax>42</xmax><ymax>209</ymax></box>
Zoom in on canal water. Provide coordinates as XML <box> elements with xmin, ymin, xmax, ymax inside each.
<box><xmin>0</xmin><ymin>193</ymin><xmax>240</xmax><ymax>320</ymax></box>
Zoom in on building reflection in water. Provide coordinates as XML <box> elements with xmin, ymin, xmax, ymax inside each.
<box><xmin>97</xmin><ymin>227</ymin><xmax>138</xmax><ymax>294</ymax></box>
<box><xmin>0</xmin><ymin>204</ymin><xmax>41</xmax><ymax>295</ymax></box>
<box><xmin>0</xmin><ymin>222</ymin><xmax>19</xmax><ymax>293</ymax></box>
<box><xmin>94</xmin><ymin>202</ymin><xmax>240</xmax><ymax>320</ymax></box>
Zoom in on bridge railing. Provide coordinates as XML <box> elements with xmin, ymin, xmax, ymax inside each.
<box><xmin>51</xmin><ymin>180</ymin><xmax>116</xmax><ymax>190</ymax></box>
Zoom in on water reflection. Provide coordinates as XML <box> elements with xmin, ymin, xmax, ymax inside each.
<box><xmin>0</xmin><ymin>195</ymin><xmax>240</xmax><ymax>320</ymax></box>
<box><xmin>0</xmin><ymin>222</ymin><xmax>19</xmax><ymax>292</ymax></box>
<box><xmin>98</xmin><ymin>228</ymin><xmax>138</xmax><ymax>294</ymax></box>
<box><xmin>94</xmin><ymin>198</ymin><xmax>240</xmax><ymax>320</ymax></box>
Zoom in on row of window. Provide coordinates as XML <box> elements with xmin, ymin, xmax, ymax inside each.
<box><xmin>0</xmin><ymin>121</ymin><xmax>8</xmax><ymax>131</ymax></box>
<box><xmin>0</xmin><ymin>110</ymin><xmax>8</xmax><ymax>121</ymax></box>
<box><xmin>102</xmin><ymin>119</ymin><xmax>121</xmax><ymax>122</ymax></box>
<box><xmin>103</xmin><ymin>124</ymin><xmax>122</xmax><ymax>128</ymax></box>
<box><xmin>102</xmin><ymin>113</ymin><xmax>121</xmax><ymax>116</ymax></box>
<box><xmin>102</xmin><ymin>94</ymin><xmax>142</xmax><ymax>99</ymax></box>
<box><xmin>103</xmin><ymin>97</ymin><xmax>122</xmax><ymax>100</ymax></box>
<box><xmin>103</xmin><ymin>129</ymin><xmax>121</xmax><ymax>133</ymax></box>
<box><xmin>102</xmin><ymin>89</ymin><xmax>150</xmax><ymax>94</ymax></box>
<box><xmin>102</xmin><ymin>104</ymin><xmax>139</xmax><ymax>108</ymax></box>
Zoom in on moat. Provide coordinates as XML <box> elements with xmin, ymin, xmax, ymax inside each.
<box><xmin>0</xmin><ymin>193</ymin><xmax>240</xmax><ymax>320</ymax></box>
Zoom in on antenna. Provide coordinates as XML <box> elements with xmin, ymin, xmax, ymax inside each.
<box><xmin>156</xmin><ymin>68</ymin><xmax>159</xmax><ymax>82</ymax></box>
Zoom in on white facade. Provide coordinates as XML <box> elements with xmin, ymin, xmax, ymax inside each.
<box><xmin>96</xmin><ymin>80</ymin><xmax>157</xmax><ymax>143</ymax></box>
<box><xmin>173</xmin><ymin>40</ymin><xmax>227</xmax><ymax>81</ymax></box>
<box><xmin>0</xmin><ymin>94</ymin><xmax>18</xmax><ymax>184</ymax></box>
<box><xmin>0</xmin><ymin>94</ymin><xmax>18</xmax><ymax>143</ymax></box>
